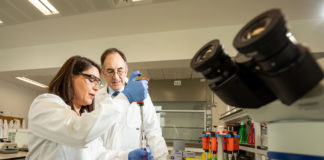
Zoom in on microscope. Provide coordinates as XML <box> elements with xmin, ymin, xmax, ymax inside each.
<box><xmin>190</xmin><ymin>9</ymin><xmax>324</xmax><ymax>160</ymax></box>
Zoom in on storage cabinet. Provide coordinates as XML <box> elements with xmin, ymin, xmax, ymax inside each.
<box><xmin>154</xmin><ymin>101</ymin><xmax>209</xmax><ymax>146</ymax></box>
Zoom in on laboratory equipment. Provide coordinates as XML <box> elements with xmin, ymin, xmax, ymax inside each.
<box><xmin>0</xmin><ymin>119</ymin><xmax>2</xmax><ymax>138</ymax></box>
<box><xmin>138</xmin><ymin>77</ymin><xmax>150</xmax><ymax>160</ymax></box>
<box><xmin>210</xmin><ymin>132</ymin><xmax>217</xmax><ymax>160</ymax></box>
<box><xmin>190</xmin><ymin>8</ymin><xmax>324</xmax><ymax>160</ymax></box>
<box><xmin>247</xmin><ymin>122</ymin><xmax>255</xmax><ymax>145</ymax></box>
<box><xmin>0</xmin><ymin>142</ymin><xmax>18</xmax><ymax>154</ymax></box>
<box><xmin>222</xmin><ymin>130</ymin><xmax>228</xmax><ymax>160</ymax></box>
<box><xmin>226</xmin><ymin>132</ymin><xmax>234</xmax><ymax>160</ymax></box>
<box><xmin>202</xmin><ymin>131</ymin><xmax>210</xmax><ymax>160</ymax></box>
<box><xmin>238</xmin><ymin>122</ymin><xmax>247</xmax><ymax>144</ymax></box>
<box><xmin>216</xmin><ymin>131</ymin><xmax>225</xmax><ymax>160</ymax></box>
<box><xmin>6</xmin><ymin>129</ymin><xmax>28</xmax><ymax>151</ymax></box>
<box><xmin>15</xmin><ymin>129</ymin><xmax>28</xmax><ymax>151</ymax></box>
<box><xmin>233</xmin><ymin>133</ymin><xmax>240</xmax><ymax>160</ymax></box>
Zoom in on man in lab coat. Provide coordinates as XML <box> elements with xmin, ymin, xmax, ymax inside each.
<box><xmin>95</xmin><ymin>48</ymin><xmax>168</xmax><ymax>160</ymax></box>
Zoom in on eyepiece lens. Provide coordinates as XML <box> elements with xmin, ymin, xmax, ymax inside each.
<box><xmin>242</xmin><ymin>18</ymin><xmax>271</xmax><ymax>41</ymax></box>
<box><xmin>195</xmin><ymin>45</ymin><xmax>214</xmax><ymax>63</ymax></box>
<box><xmin>247</xmin><ymin>27</ymin><xmax>265</xmax><ymax>39</ymax></box>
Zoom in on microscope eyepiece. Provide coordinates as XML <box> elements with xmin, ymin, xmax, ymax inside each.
<box><xmin>191</xmin><ymin>8</ymin><xmax>324</xmax><ymax>108</ymax></box>
<box><xmin>191</xmin><ymin>39</ymin><xmax>237</xmax><ymax>81</ymax></box>
<box><xmin>233</xmin><ymin>8</ymin><xmax>323</xmax><ymax>105</ymax></box>
<box><xmin>233</xmin><ymin>9</ymin><xmax>288</xmax><ymax>62</ymax></box>
<box><xmin>191</xmin><ymin>40</ymin><xmax>276</xmax><ymax>108</ymax></box>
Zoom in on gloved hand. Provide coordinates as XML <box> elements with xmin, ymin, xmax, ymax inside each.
<box><xmin>122</xmin><ymin>71</ymin><xmax>148</xmax><ymax>104</ymax></box>
<box><xmin>146</xmin><ymin>146</ymin><xmax>154</xmax><ymax>160</ymax></box>
<box><xmin>128</xmin><ymin>148</ymin><xmax>148</xmax><ymax>160</ymax></box>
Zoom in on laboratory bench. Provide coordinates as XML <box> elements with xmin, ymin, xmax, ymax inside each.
<box><xmin>0</xmin><ymin>151</ymin><xmax>27</xmax><ymax>160</ymax></box>
<box><xmin>167</xmin><ymin>146</ymin><xmax>203</xmax><ymax>159</ymax></box>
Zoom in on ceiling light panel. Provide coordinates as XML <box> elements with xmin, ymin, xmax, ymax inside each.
<box><xmin>16</xmin><ymin>77</ymin><xmax>48</xmax><ymax>88</ymax></box>
<box><xmin>29</xmin><ymin>0</ymin><xmax>59</xmax><ymax>15</ymax></box>
<box><xmin>40</xmin><ymin>0</ymin><xmax>59</xmax><ymax>14</ymax></box>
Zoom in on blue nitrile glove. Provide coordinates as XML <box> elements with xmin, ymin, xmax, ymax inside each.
<box><xmin>146</xmin><ymin>146</ymin><xmax>154</xmax><ymax>160</ymax></box>
<box><xmin>122</xmin><ymin>71</ymin><xmax>148</xmax><ymax>103</ymax></box>
<box><xmin>147</xmin><ymin>152</ymin><xmax>153</xmax><ymax>160</ymax></box>
<box><xmin>128</xmin><ymin>148</ymin><xmax>148</xmax><ymax>160</ymax></box>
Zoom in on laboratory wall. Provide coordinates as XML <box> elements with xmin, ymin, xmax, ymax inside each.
<box><xmin>0</xmin><ymin>79</ymin><xmax>42</xmax><ymax>120</ymax></box>
<box><xmin>211</xmin><ymin>95</ymin><xmax>228</xmax><ymax>126</ymax></box>
<box><xmin>149</xmin><ymin>79</ymin><xmax>207</xmax><ymax>102</ymax></box>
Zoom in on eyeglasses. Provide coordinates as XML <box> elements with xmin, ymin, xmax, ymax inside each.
<box><xmin>78</xmin><ymin>72</ymin><xmax>102</xmax><ymax>86</ymax></box>
<box><xmin>104</xmin><ymin>68</ymin><xmax>126</xmax><ymax>77</ymax></box>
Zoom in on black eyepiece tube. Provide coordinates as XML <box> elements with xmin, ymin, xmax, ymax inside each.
<box><xmin>233</xmin><ymin>8</ymin><xmax>323</xmax><ymax>105</ymax></box>
<box><xmin>191</xmin><ymin>40</ymin><xmax>276</xmax><ymax>108</ymax></box>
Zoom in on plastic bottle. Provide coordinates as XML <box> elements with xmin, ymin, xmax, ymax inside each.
<box><xmin>0</xmin><ymin>119</ymin><xmax>3</xmax><ymax>138</ymax></box>
<box><xmin>239</xmin><ymin>122</ymin><xmax>247</xmax><ymax>144</ymax></box>
<box><xmin>3</xmin><ymin>119</ymin><xmax>8</xmax><ymax>139</ymax></box>
<box><xmin>201</xmin><ymin>151</ymin><xmax>213</xmax><ymax>160</ymax></box>
<box><xmin>247</xmin><ymin>122</ymin><xmax>255</xmax><ymax>145</ymax></box>
<box><xmin>22</xmin><ymin>119</ymin><xmax>27</xmax><ymax>129</ymax></box>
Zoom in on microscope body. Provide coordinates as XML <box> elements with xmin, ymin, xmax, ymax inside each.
<box><xmin>244</xmin><ymin>79</ymin><xmax>324</xmax><ymax>159</ymax></box>
<box><xmin>245</xmin><ymin>79</ymin><xmax>324</xmax><ymax>122</ymax></box>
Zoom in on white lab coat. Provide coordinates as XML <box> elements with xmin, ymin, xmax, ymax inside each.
<box><xmin>95</xmin><ymin>86</ymin><xmax>169</xmax><ymax>160</ymax></box>
<box><xmin>26</xmin><ymin>93</ymin><xmax>131</xmax><ymax>160</ymax></box>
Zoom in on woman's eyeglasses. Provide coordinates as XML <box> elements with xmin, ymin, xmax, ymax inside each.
<box><xmin>78</xmin><ymin>72</ymin><xmax>102</xmax><ymax>86</ymax></box>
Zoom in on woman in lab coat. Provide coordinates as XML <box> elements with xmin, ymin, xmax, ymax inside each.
<box><xmin>26</xmin><ymin>56</ymin><xmax>150</xmax><ymax>160</ymax></box>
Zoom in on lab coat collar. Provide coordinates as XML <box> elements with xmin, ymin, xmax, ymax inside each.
<box><xmin>106</xmin><ymin>77</ymin><xmax>128</xmax><ymax>95</ymax></box>
<box><xmin>107</xmin><ymin>86</ymin><xmax>124</xmax><ymax>95</ymax></box>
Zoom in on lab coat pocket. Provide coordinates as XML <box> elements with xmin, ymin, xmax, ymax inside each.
<box><xmin>126</xmin><ymin>103</ymin><xmax>141</xmax><ymax>128</ymax></box>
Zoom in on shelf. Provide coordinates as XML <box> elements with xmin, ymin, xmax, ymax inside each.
<box><xmin>0</xmin><ymin>115</ymin><xmax>24</xmax><ymax>124</ymax></box>
<box><xmin>219</xmin><ymin>109</ymin><xmax>249</xmax><ymax>123</ymax></box>
<box><xmin>239</xmin><ymin>144</ymin><xmax>268</xmax><ymax>156</ymax></box>
<box><xmin>165</xmin><ymin>139</ymin><xmax>200</xmax><ymax>142</ymax></box>
<box><xmin>167</xmin><ymin>146</ymin><xmax>204</xmax><ymax>153</ymax></box>
<box><xmin>161</xmin><ymin>126</ymin><xmax>204</xmax><ymax>129</ymax></box>
<box><xmin>156</xmin><ymin>110</ymin><xmax>205</xmax><ymax>113</ymax></box>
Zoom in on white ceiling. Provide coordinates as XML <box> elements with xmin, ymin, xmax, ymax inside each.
<box><xmin>1</xmin><ymin>0</ymin><xmax>324</xmax><ymax>91</ymax></box>
<box><xmin>1</xmin><ymin>0</ymin><xmax>324</xmax><ymax>49</ymax></box>
<box><xmin>0</xmin><ymin>0</ymin><xmax>173</xmax><ymax>26</ymax></box>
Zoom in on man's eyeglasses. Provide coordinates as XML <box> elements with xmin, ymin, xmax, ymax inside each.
<box><xmin>104</xmin><ymin>68</ymin><xmax>126</xmax><ymax>77</ymax></box>
<box><xmin>78</xmin><ymin>72</ymin><xmax>102</xmax><ymax>86</ymax></box>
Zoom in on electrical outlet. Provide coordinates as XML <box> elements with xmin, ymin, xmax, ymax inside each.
<box><xmin>173</xmin><ymin>80</ymin><xmax>181</xmax><ymax>86</ymax></box>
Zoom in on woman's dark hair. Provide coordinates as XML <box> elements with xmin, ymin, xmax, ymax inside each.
<box><xmin>100</xmin><ymin>48</ymin><xmax>127</xmax><ymax>66</ymax></box>
<box><xmin>48</xmin><ymin>56</ymin><xmax>100</xmax><ymax>115</ymax></box>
